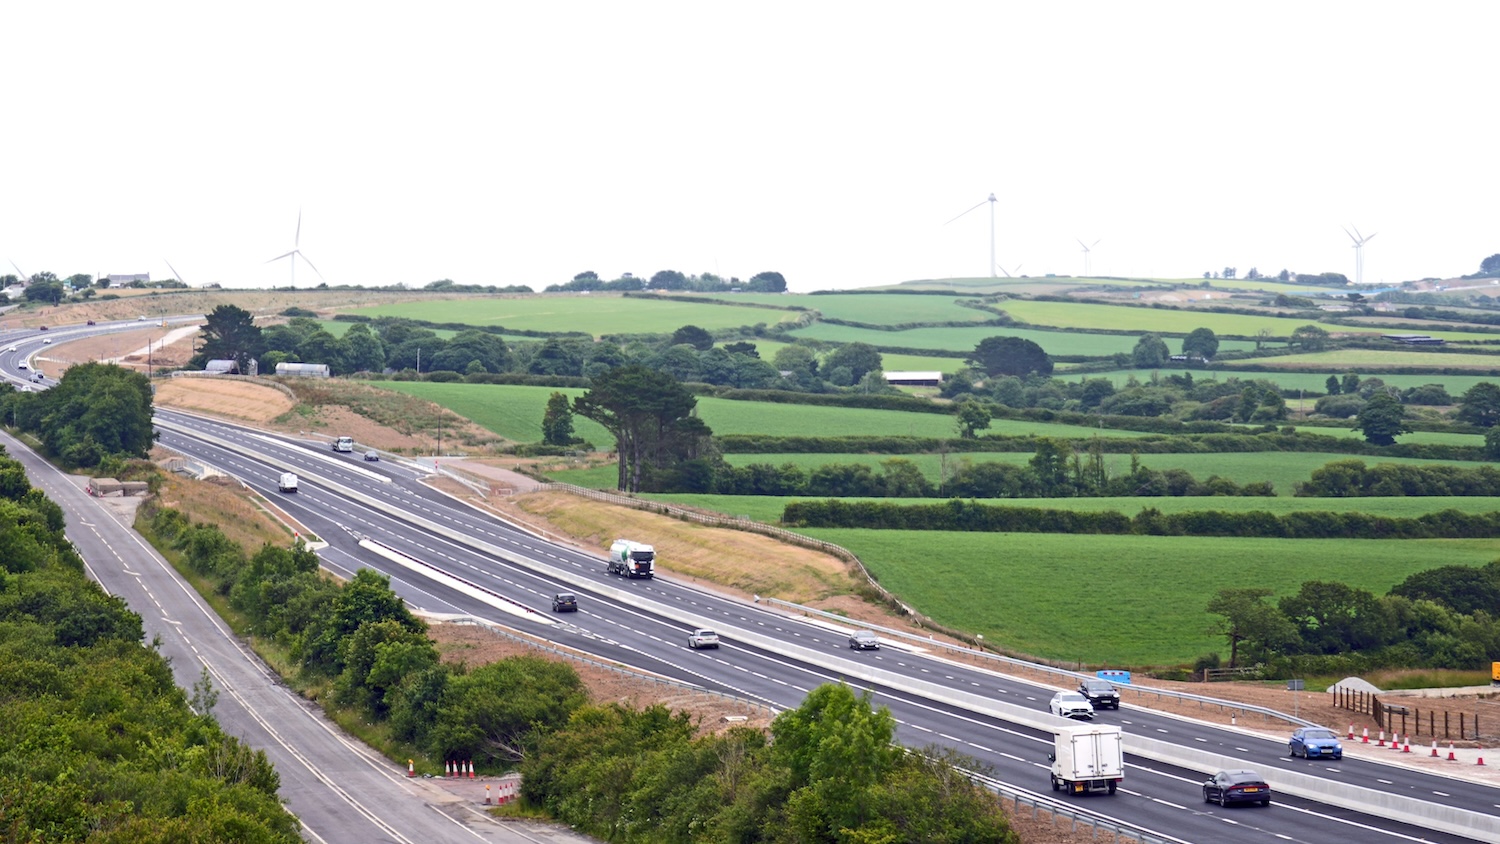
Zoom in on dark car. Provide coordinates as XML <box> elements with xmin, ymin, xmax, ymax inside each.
<box><xmin>1078</xmin><ymin>678</ymin><xmax>1120</xmax><ymax>709</ymax></box>
<box><xmin>363</xmin><ymin>450</ymin><xmax>380</xmax><ymax>462</ymax></box>
<box><xmin>1289</xmin><ymin>726</ymin><xmax>1343</xmax><ymax>759</ymax></box>
<box><xmin>551</xmin><ymin>592</ymin><xmax>578</xmax><ymax>612</ymax></box>
<box><xmin>1202</xmin><ymin>770</ymin><xmax>1271</xmax><ymax>807</ymax></box>
<box><xmin>38</xmin><ymin>325</ymin><xmax>47</xmax><ymax>330</ymax></box>
<box><xmin>86</xmin><ymin>319</ymin><xmax>96</xmax><ymax>325</ymax></box>
<box><xmin>848</xmin><ymin>630</ymin><xmax>880</xmax><ymax>650</ymax></box>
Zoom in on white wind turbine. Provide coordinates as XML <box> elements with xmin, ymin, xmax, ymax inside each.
<box><xmin>265</xmin><ymin>210</ymin><xmax>324</xmax><ymax>288</ymax></box>
<box><xmin>996</xmin><ymin>263</ymin><xmax>1023</xmax><ymax>278</ymax></box>
<box><xmin>10</xmin><ymin>260</ymin><xmax>27</xmax><ymax>281</ymax></box>
<box><xmin>1342</xmin><ymin>225</ymin><xmax>1377</xmax><ymax>286</ymax></box>
<box><xmin>1076</xmin><ymin>238</ymin><xmax>1101</xmax><ymax>277</ymax></box>
<box><xmin>164</xmin><ymin>259</ymin><xmax>188</xmax><ymax>286</ymax></box>
<box><xmin>945</xmin><ymin>193</ymin><xmax>998</xmax><ymax>277</ymax></box>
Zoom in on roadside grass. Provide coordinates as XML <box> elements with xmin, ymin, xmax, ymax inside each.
<box><xmin>788</xmin><ymin>528</ymin><xmax>1500</xmax><ymax>666</ymax></box>
<box><xmin>283</xmin><ymin>379</ymin><xmax>507</xmax><ymax>449</ymax></box>
<box><xmin>378</xmin><ymin>382</ymin><xmax>606</xmax><ymax>444</ymax></box>
<box><xmin>345</xmin><ymin>294</ymin><xmax>803</xmax><ymax>336</ymax></box>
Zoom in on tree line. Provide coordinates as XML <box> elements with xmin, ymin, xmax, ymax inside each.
<box><xmin>782</xmin><ymin>498</ymin><xmax>1500</xmax><ymax>540</ymax></box>
<box><xmin>1207</xmin><ymin>562</ymin><xmax>1500</xmax><ymax>675</ymax></box>
<box><xmin>0</xmin><ymin>454</ymin><xmax>299</xmax><ymax>841</ymax></box>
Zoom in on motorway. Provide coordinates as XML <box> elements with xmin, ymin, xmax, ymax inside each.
<box><xmin>7</xmin><ymin>319</ymin><xmax>1500</xmax><ymax>843</ymax></box>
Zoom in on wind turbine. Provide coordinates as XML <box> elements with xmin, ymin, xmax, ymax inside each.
<box><xmin>1076</xmin><ymin>238</ymin><xmax>1101</xmax><ymax>277</ymax></box>
<box><xmin>945</xmin><ymin>193</ymin><xmax>998</xmax><ymax>277</ymax></box>
<box><xmin>1342</xmin><ymin>225</ymin><xmax>1377</xmax><ymax>286</ymax></box>
<box><xmin>265</xmin><ymin>210</ymin><xmax>324</xmax><ymax>288</ymax></box>
<box><xmin>996</xmin><ymin>263</ymin><xmax>1023</xmax><ymax>278</ymax></box>
<box><xmin>164</xmin><ymin>259</ymin><xmax>188</xmax><ymax>286</ymax></box>
<box><xmin>9</xmin><ymin>260</ymin><xmax>27</xmax><ymax>282</ymax></box>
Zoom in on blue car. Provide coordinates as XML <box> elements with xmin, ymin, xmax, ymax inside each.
<box><xmin>1289</xmin><ymin>727</ymin><xmax>1344</xmax><ymax>759</ymax></box>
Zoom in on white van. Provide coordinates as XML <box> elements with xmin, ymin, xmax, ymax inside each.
<box><xmin>278</xmin><ymin>472</ymin><xmax>299</xmax><ymax>493</ymax></box>
<box><xmin>332</xmin><ymin>436</ymin><xmax>355</xmax><ymax>453</ymax></box>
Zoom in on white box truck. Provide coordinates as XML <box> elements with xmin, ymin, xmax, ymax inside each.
<box><xmin>1049</xmin><ymin>724</ymin><xmax>1124</xmax><ymax>795</ymax></box>
<box><xmin>333</xmin><ymin>436</ymin><xmax>355</xmax><ymax>453</ymax></box>
<box><xmin>278</xmin><ymin>472</ymin><xmax>299</xmax><ymax>493</ymax></box>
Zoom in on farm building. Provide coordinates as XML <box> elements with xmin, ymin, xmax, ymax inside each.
<box><xmin>883</xmin><ymin>371</ymin><xmax>943</xmax><ymax>387</ymax></box>
<box><xmin>276</xmin><ymin>362</ymin><xmax>330</xmax><ymax>377</ymax></box>
<box><xmin>205</xmin><ymin>359</ymin><xmax>239</xmax><ymax>374</ymax></box>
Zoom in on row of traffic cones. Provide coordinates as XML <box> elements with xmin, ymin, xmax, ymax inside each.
<box><xmin>1348</xmin><ymin>726</ymin><xmax>1486</xmax><ymax>765</ymax></box>
<box><xmin>405</xmin><ymin>759</ymin><xmax>480</xmax><ymax>778</ymax></box>
<box><xmin>485</xmin><ymin>779</ymin><xmax>519</xmax><ymax>805</ymax></box>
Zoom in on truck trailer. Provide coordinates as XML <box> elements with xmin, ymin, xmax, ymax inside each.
<box><xmin>1049</xmin><ymin>724</ymin><xmax>1124</xmax><ymax>795</ymax></box>
<box><xmin>607</xmin><ymin>539</ymin><xmax>655</xmax><ymax>578</ymax></box>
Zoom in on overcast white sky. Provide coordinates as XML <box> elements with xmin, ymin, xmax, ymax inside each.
<box><xmin>5</xmin><ymin>2</ymin><xmax>1495</xmax><ymax>292</ymax></box>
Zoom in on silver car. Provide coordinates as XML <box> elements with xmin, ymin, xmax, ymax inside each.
<box><xmin>687</xmin><ymin>628</ymin><xmax>720</xmax><ymax>649</ymax></box>
<box><xmin>1049</xmin><ymin>691</ymin><xmax>1095</xmax><ymax>720</ymax></box>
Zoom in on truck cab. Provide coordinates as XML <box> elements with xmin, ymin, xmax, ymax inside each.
<box><xmin>607</xmin><ymin>539</ymin><xmax>655</xmax><ymax>578</ymax></box>
<box><xmin>332</xmin><ymin>436</ymin><xmax>355</xmax><ymax>453</ymax></box>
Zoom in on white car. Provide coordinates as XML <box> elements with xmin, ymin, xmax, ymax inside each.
<box><xmin>1049</xmin><ymin>691</ymin><xmax>1096</xmax><ymax>720</ymax></box>
<box><xmin>41</xmin><ymin>338</ymin><xmax>51</xmax><ymax>344</ymax></box>
<box><xmin>687</xmin><ymin>628</ymin><xmax>720</xmax><ymax>649</ymax></box>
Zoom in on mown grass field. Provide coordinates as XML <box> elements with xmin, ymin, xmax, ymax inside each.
<box><xmin>1222</xmin><ymin>349</ymin><xmax>1500</xmax><ymax>371</ymax></box>
<box><xmin>786</xmin><ymin>322</ymin><xmax>1263</xmax><ymax>356</ymax></box>
<box><xmin>997</xmin><ymin>299</ymin><xmax>1500</xmax><ymax>341</ymax></box>
<box><xmin>789</xmin><ymin>529</ymin><xmax>1500</xmax><ymax>665</ymax></box>
<box><xmin>346</xmin><ymin>294</ymin><xmax>802</xmax><ymax>336</ymax></box>
<box><xmin>643</xmin><ymin>492</ymin><xmax>1500</xmax><ymax>525</ymax></box>
<box><xmin>743</xmin><ymin>339</ymin><xmax>968</xmax><ymax>373</ymax></box>
<box><xmin>1099</xmin><ymin>368</ymin><xmax>1500</xmax><ymax>395</ymax></box>
<box><xmin>703</xmin><ymin>293</ymin><xmax>995</xmax><ymax>324</ymax></box>
<box><xmin>316</xmin><ymin>320</ymin><xmax>535</xmax><ymax>343</ymax></box>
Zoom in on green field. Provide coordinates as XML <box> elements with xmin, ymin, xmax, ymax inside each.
<box><xmin>1101</xmin><ymin>369</ymin><xmax>1500</xmax><ymax>395</ymax></box>
<box><xmin>699</xmin><ymin>293</ymin><xmax>996</xmax><ymax>325</ymax></box>
<box><xmin>643</xmin><ymin>492</ymin><xmax>1500</xmax><ymax>525</ymax></box>
<box><xmin>744</xmin><ymin>339</ymin><xmax>968</xmax><ymax>374</ymax></box>
<box><xmin>549</xmin><ymin>449</ymin><xmax>1459</xmax><ymax>495</ymax></box>
<box><xmin>346</xmin><ymin>294</ymin><xmax>802</xmax><ymax>336</ymax></box>
<box><xmin>316</xmin><ymin>320</ymin><xmax>537</xmax><ymax>344</ymax></box>
<box><xmin>990</xmin><ymin>300</ymin><xmax>1500</xmax><ymax>343</ymax></box>
<box><xmin>786</xmin><ymin>322</ymin><xmax>1265</xmax><ymax>356</ymax></box>
<box><xmin>791</xmin><ymin>529</ymin><xmax>1500</xmax><ymax>665</ymax></box>
<box><xmin>1222</xmin><ymin>349</ymin><xmax>1500</xmax><ymax>371</ymax></box>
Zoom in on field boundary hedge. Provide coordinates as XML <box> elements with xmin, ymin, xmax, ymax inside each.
<box><xmin>782</xmin><ymin>498</ymin><xmax>1500</xmax><ymax>539</ymax></box>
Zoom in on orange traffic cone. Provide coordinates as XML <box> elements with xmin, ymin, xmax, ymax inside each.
<box><xmin>407</xmin><ymin>759</ymin><xmax>415</xmax><ymax>777</ymax></box>
<box><xmin>1448</xmin><ymin>743</ymin><xmax>1457</xmax><ymax>761</ymax></box>
<box><xmin>1361</xmin><ymin>728</ymin><xmax>1370</xmax><ymax>744</ymax></box>
<box><xmin>1431</xmin><ymin>740</ymin><xmax>1440</xmax><ymax>757</ymax></box>
<box><xmin>1347</xmin><ymin>724</ymin><xmax>1355</xmax><ymax>740</ymax></box>
<box><xmin>467</xmin><ymin>760</ymin><xmax>475</xmax><ymax>779</ymax></box>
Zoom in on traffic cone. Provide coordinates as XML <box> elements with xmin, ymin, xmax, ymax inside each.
<box><xmin>467</xmin><ymin>761</ymin><xmax>475</xmax><ymax>779</ymax></box>
<box><xmin>407</xmin><ymin>759</ymin><xmax>415</xmax><ymax>777</ymax></box>
<box><xmin>1348</xmin><ymin>724</ymin><xmax>1355</xmax><ymax>740</ymax></box>
<box><xmin>1402</xmin><ymin>738</ymin><xmax>1411</xmax><ymax>753</ymax></box>
<box><xmin>1478</xmin><ymin>756</ymin><xmax>1486</xmax><ymax>766</ymax></box>
<box><xmin>1431</xmin><ymin>740</ymin><xmax>1439</xmax><ymax>757</ymax></box>
<box><xmin>1361</xmin><ymin>728</ymin><xmax>1370</xmax><ymax>744</ymax></box>
<box><xmin>1448</xmin><ymin>743</ymin><xmax>1457</xmax><ymax>761</ymax></box>
<box><xmin>485</xmin><ymin>785</ymin><xmax>492</xmax><ymax>805</ymax></box>
<box><xmin>1377</xmin><ymin>730</ymin><xmax>1386</xmax><ymax>747</ymax></box>
<box><xmin>1391</xmin><ymin>733</ymin><xmax>1403</xmax><ymax>751</ymax></box>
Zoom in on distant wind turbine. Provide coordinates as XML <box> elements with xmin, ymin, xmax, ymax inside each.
<box><xmin>996</xmin><ymin>263</ymin><xmax>1023</xmax><ymax>278</ymax></box>
<box><xmin>10</xmin><ymin>260</ymin><xmax>26</xmax><ymax>281</ymax></box>
<box><xmin>265</xmin><ymin>210</ymin><xmax>324</xmax><ymax>288</ymax></box>
<box><xmin>164</xmin><ymin>259</ymin><xmax>187</xmax><ymax>286</ymax></box>
<box><xmin>945</xmin><ymin>193</ymin><xmax>998</xmax><ymax>278</ymax></box>
<box><xmin>1342</xmin><ymin>225</ymin><xmax>1377</xmax><ymax>285</ymax></box>
<box><xmin>1076</xmin><ymin>238</ymin><xmax>1101</xmax><ymax>277</ymax></box>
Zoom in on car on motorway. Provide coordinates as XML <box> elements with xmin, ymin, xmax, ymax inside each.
<box><xmin>1049</xmin><ymin>691</ymin><xmax>1095</xmax><ymax>720</ymax></box>
<box><xmin>1078</xmin><ymin>678</ymin><xmax>1121</xmax><ymax>709</ymax></box>
<box><xmin>687</xmin><ymin>628</ymin><xmax>720</xmax><ymax>649</ymax></box>
<box><xmin>38</xmin><ymin>325</ymin><xmax>47</xmax><ymax>330</ymax></box>
<box><xmin>16</xmin><ymin>362</ymin><xmax>26</xmax><ymax>370</ymax></box>
<box><xmin>86</xmin><ymin>319</ymin><xmax>95</xmax><ymax>325</ymax></box>
<box><xmin>363</xmin><ymin>450</ymin><xmax>379</xmax><ymax>461</ymax></box>
<box><xmin>1202</xmin><ymin>769</ymin><xmax>1271</xmax><ymax>807</ymax></box>
<box><xmin>41</xmin><ymin>338</ymin><xmax>51</xmax><ymax>344</ymax></box>
<box><xmin>1288</xmin><ymin>726</ymin><xmax>1344</xmax><ymax>759</ymax></box>
<box><xmin>551</xmin><ymin>592</ymin><xmax>578</xmax><ymax>612</ymax></box>
<box><xmin>848</xmin><ymin>630</ymin><xmax>880</xmax><ymax>650</ymax></box>
<box><xmin>137</xmin><ymin>315</ymin><xmax>147</xmax><ymax>321</ymax></box>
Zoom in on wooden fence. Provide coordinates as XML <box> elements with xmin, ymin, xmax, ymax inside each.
<box><xmin>1332</xmin><ymin>687</ymin><xmax>1483</xmax><ymax>741</ymax></box>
